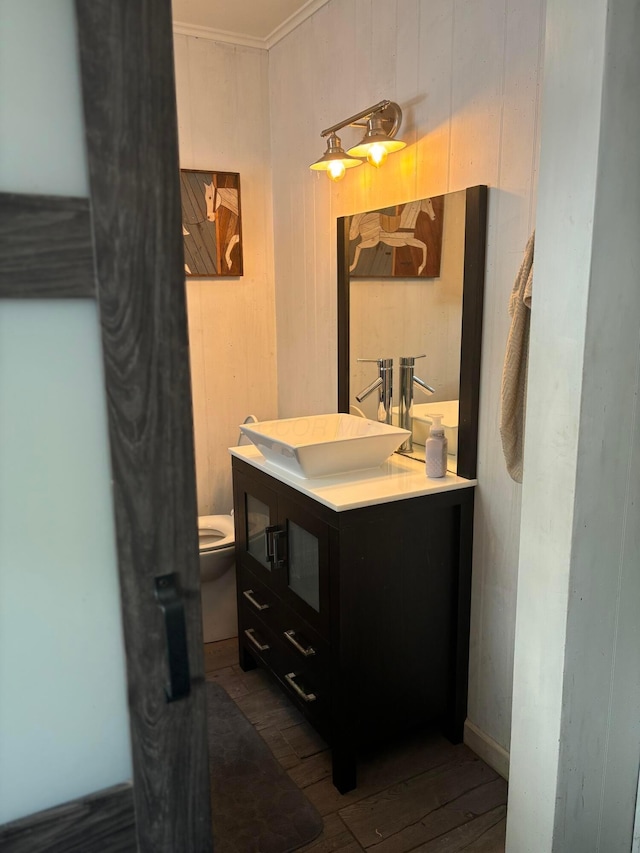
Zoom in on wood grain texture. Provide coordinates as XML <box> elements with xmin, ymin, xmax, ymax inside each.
<box><xmin>413</xmin><ymin>806</ymin><xmax>506</xmax><ymax>852</ymax></box>
<box><xmin>75</xmin><ymin>2</ymin><xmax>211</xmax><ymax>851</ymax></box>
<box><xmin>298</xmin><ymin>812</ymin><xmax>364</xmax><ymax>852</ymax></box>
<box><xmin>364</xmin><ymin>778</ymin><xmax>508</xmax><ymax>853</ymax></box>
<box><xmin>0</xmin><ymin>192</ymin><xmax>94</xmax><ymax>297</ymax></box>
<box><xmin>0</xmin><ymin>784</ymin><xmax>135</xmax><ymax>853</ymax></box>
<box><xmin>206</xmin><ymin>636</ymin><xmax>505</xmax><ymax>853</ymax></box>
<box><xmin>339</xmin><ymin>754</ymin><xmax>498</xmax><ymax>847</ymax></box>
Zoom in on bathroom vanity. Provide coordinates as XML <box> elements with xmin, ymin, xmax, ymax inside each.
<box><xmin>231</xmin><ymin>445</ymin><xmax>476</xmax><ymax>793</ymax></box>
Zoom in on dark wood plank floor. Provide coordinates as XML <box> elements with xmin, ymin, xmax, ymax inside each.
<box><xmin>204</xmin><ymin>639</ymin><xmax>507</xmax><ymax>853</ymax></box>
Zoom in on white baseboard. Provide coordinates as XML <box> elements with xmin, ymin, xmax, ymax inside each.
<box><xmin>464</xmin><ymin>719</ymin><xmax>510</xmax><ymax>780</ymax></box>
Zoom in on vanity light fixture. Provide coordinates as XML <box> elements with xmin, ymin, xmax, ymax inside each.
<box><xmin>309</xmin><ymin>132</ymin><xmax>363</xmax><ymax>182</ymax></box>
<box><xmin>309</xmin><ymin>100</ymin><xmax>406</xmax><ymax>181</ymax></box>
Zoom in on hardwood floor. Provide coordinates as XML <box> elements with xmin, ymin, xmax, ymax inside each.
<box><xmin>204</xmin><ymin>638</ymin><xmax>507</xmax><ymax>853</ymax></box>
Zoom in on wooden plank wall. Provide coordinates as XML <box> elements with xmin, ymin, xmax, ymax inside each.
<box><xmin>173</xmin><ymin>36</ymin><xmax>278</xmax><ymax>515</ymax></box>
<box><xmin>268</xmin><ymin>0</ymin><xmax>546</xmax><ymax>762</ymax></box>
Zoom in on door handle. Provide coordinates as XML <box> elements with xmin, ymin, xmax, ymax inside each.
<box><xmin>154</xmin><ymin>573</ymin><xmax>191</xmax><ymax>702</ymax></box>
<box><xmin>265</xmin><ymin>525</ymin><xmax>286</xmax><ymax>568</ymax></box>
<box><xmin>264</xmin><ymin>528</ymin><xmax>274</xmax><ymax>562</ymax></box>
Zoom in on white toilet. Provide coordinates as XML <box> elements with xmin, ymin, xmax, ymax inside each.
<box><xmin>198</xmin><ymin>513</ymin><xmax>238</xmax><ymax>643</ymax></box>
<box><xmin>197</xmin><ymin>415</ymin><xmax>257</xmax><ymax>644</ymax></box>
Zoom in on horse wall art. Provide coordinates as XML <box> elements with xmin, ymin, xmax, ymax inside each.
<box><xmin>180</xmin><ymin>170</ymin><xmax>243</xmax><ymax>276</ymax></box>
<box><xmin>349</xmin><ymin>195</ymin><xmax>444</xmax><ymax>278</ymax></box>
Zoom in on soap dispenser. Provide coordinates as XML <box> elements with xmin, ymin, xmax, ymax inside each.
<box><xmin>425</xmin><ymin>414</ymin><xmax>448</xmax><ymax>478</ymax></box>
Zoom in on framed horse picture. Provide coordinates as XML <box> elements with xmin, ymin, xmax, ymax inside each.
<box><xmin>348</xmin><ymin>195</ymin><xmax>444</xmax><ymax>278</ymax></box>
<box><xmin>180</xmin><ymin>170</ymin><xmax>243</xmax><ymax>276</ymax></box>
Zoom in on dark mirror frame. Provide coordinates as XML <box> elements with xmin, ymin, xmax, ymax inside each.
<box><xmin>337</xmin><ymin>185</ymin><xmax>487</xmax><ymax>480</ymax></box>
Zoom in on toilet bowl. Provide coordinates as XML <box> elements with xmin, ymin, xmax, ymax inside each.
<box><xmin>198</xmin><ymin>514</ymin><xmax>237</xmax><ymax>643</ymax></box>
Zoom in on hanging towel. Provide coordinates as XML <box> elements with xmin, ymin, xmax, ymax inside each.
<box><xmin>500</xmin><ymin>232</ymin><xmax>534</xmax><ymax>483</ymax></box>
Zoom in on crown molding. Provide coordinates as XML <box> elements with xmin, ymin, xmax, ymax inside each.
<box><xmin>172</xmin><ymin>21</ymin><xmax>267</xmax><ymax>50</ymax></box>
<box><xmin>265</xmin><ymin>0</ymin><xmax>330</xmax><ymax>48</ymax></box>
<box><xmin>173</xmin><ymin>0</ymin><xmax>330</xmax><ymax>51</ymax></box>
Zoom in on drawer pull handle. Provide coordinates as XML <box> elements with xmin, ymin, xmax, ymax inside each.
<box><xmin>284</xmin><ymin>629</ymin><xmax>316</xmax><ymax>657</ymax></box>
<box><xmin>285</xmin><ymin>672</ymin><xmax>317</xmax><ymax>703</ymax></box>
<box><xmin>243</xmin><ymin>589</ymin><xmax>270</xmax><ymax>611</ymax></box>
<box><xmin>245</xmin><ymin>628</ymin><xmax>270</xmax><ymax>652</ymax></box>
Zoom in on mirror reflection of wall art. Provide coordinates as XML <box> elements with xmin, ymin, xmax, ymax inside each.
<box><xmin>349</xmin><ymin>194</ymin><xmax>444</xmax><ymax>278</ymax></box>
<box><xmin>180</xmin><ymin>170</ymin><xmax>243</xmax><ymax>276</ymax></box>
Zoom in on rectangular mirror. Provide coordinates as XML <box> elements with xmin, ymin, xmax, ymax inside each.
<box><xmin>337</xmin><ymin>186</ymin><xmax>487</xmax><ymax>480</ymax></box>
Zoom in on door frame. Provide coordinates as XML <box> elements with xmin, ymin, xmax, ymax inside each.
<box><xmin>0</xmin><ymin>2</ymin><xmax>211</xmax><ymax>850</ymax></box>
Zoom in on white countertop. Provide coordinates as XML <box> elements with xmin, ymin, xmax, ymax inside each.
<box><xmin>229</xmin><ymin>444</ymin><xmax>476</xmax><ymax>512</ymax></box>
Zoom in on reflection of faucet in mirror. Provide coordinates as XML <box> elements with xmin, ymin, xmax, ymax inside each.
<box><xmin>338</xmin><ymin>185</ymin><xmax>488</xmax><ymax>477</ymax></box>
<box><xmin>355</xmin><ymin>358</ymin><xmax>393</xmax><ymax>423</ymax></box>
<box><xmin>398</xmin><ymin>355</ymin><xmax>436</xmax><ymax>453</ymax></box>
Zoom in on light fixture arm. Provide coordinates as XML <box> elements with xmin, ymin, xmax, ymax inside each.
<box><xmin>310</xmin><ymin>99</ymin><xmax>405</xmax><ymax>180</ymax></box>
<box><xmin>320</xmin><ymin>100</ymin><xmax>401</xmax><ymax>139</ymax></box>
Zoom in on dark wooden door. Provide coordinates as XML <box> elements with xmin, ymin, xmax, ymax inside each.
<box><xmin>0</xmin><ymin>2</ymin><xmax>212</xmax><ymax>851</ymax></box>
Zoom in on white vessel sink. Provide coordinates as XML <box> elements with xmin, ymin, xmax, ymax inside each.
<box><xmin>238</xmin><ymin>414</ymin><xmax>410</xmax><ymax>479</ymax></box>
<box><xmin>411</xmin><ymin>400</ymin><xmax>459</xmax><ymax>454</ymax></box>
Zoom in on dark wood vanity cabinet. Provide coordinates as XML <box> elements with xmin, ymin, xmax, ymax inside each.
<box><xmin>232</xmin><ymin>455</ymin><xmax>475</xmax><ymax>793</ymax></box>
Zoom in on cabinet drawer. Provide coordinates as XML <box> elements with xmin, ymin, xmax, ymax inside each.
<box><xmin>240</xmin><ymin>608</ymin><xmax>280</xmax><ymax>671</ymax></box>
<box><xmin>274</xmin><ymin>599</ymin><xmax>329</xmax><ymax>666</ymax></box>
<box><xmin>269</xmin><ymin>630</ymin><xmax>330</xmax><ymax>734</ymax></box>
<box><xmin>237</xmin><ymin>565</ymin><xmax>280</xmax><ymax>633</ymax></box>
<box><xmin>240</xmin><ymin>605</ymin><xmax>331</xmax><ymax>737</ymax></box>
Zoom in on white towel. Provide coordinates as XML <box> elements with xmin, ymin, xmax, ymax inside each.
<box><xmin>500</xmin><ymin>232</ymin><xmax>534</xmax><ymax>483</ymax></box>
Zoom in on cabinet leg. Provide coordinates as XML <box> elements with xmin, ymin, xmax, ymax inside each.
<box><xmin>442</xmin><ymin>716</ymin><xmax>464</xmax><ymax>744</ymax></box>
<box><xmin>239</xmin><ymin>644</ymin><xmax>257</xmax><ymax>672</ymax></box>
<box><xmin>332</xmin><ymin>746</ymin><xmax>356</xmax><ymax>794</ymax></box>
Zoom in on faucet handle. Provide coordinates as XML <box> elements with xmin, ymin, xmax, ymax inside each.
<box><xmin>400</xmin><ymin>354</ymin><xmax>426</xmax><ymax>365</ymax></box>
<box><xmin>357</xmin><ymin>357</ymin><xmax>393</xmax><ymax>366</ymax></box>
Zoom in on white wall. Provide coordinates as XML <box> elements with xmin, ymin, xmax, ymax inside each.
<box><xmin>269</xmin><ymin>0</ymin><xmax>545</xmax><ymax>760</ymax></box>
<box><xmin>173</xmin><ymin>35</ymin><xmax>278</xmax><ymax>515</ymax></box>
<box><xmin>507</xmin><ymin>0</ymin><xmax>640</xmax><ymax>848</ymax></box>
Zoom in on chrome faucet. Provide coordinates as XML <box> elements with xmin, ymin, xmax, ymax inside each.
<box><xmin>398</xmin><ymin>355</ymin><xmax>435</xmax><ymax>452</ymax></box>
<box><xmin>355</xmin><ymin>358</ymin><xmax>393</xmax><ymax>424</ymax></box>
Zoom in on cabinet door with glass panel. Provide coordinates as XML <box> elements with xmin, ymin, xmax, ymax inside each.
<box><xmin>234</xmin><ymin>470</ymin><xmax>331</xmax><ymax>637</ymax></box>
<box><xmin>234</xmin><ymin>472</ymin><xmax>280</xmax><ymax>584</ymax></box>
<box><xmin>275</xmin><ymin>495</ymin><xmax>331</xmax><ymax>638</ymax></box>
